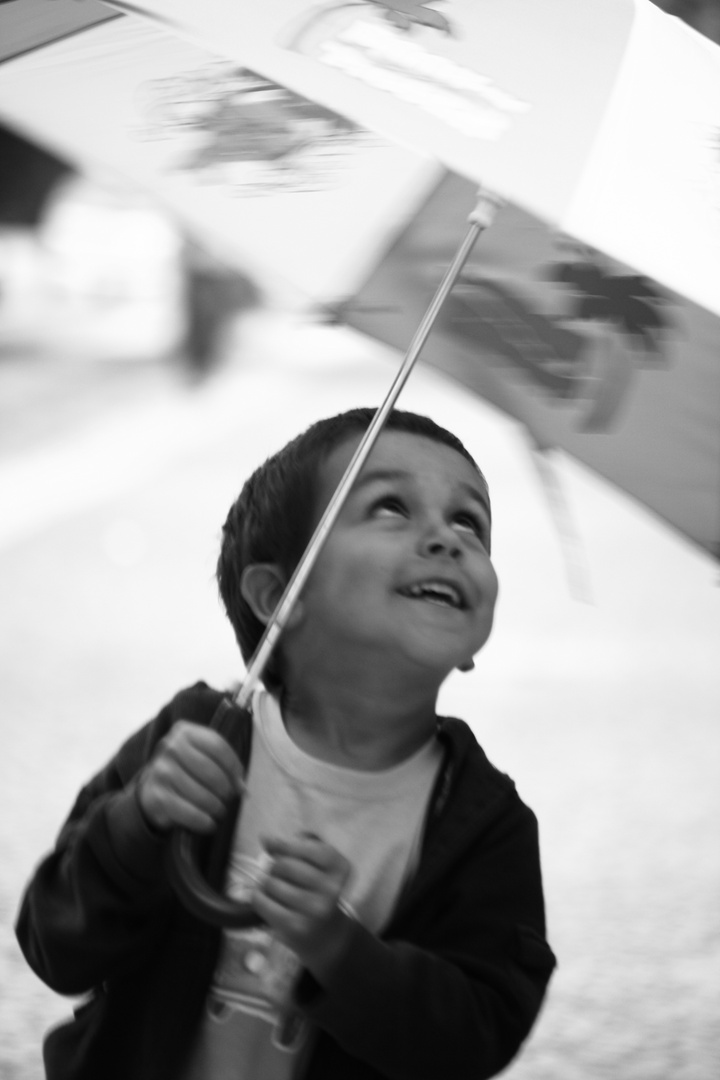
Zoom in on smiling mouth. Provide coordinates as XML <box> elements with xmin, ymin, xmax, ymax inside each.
<box><xmin>398</xmin><ymin>582</ymin><xmax>466</xmax><ymax>609</ymax></box>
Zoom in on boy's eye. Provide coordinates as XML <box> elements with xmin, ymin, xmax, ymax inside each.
<box><xmin>371</xmin><ymin>495</ymin><xmax>407</xmax><ymax>518</ymax></box>
<box><xmin>453</xmin><ymin>512</ymin><xmax>488</xmax><ymax>543</ymax></box>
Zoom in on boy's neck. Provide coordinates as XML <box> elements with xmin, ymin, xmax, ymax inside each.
<box><xmin>280</xmin><ymin>675</ymin><xmax>439</xmax><ymax>771</ymax></box>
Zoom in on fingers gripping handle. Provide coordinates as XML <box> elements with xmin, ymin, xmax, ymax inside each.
<box><xmin>166</xmin><ymin>697</ymin><xmax>262</xmax><ymax>928</ymax></box>
<box><xmin>167</xmin><ymin>830</ymin><xmax>262</xmax><ymax>928</ymax></box>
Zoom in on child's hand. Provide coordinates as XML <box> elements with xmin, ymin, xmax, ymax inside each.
<box><xmin>137</xmin><ymin>721</ymin><xmax>244</xmax><ymax>834</ymax></box>
<box><xmin>254</xmin><ymin>833</ymin><xmax>353</xmax><ymax>980</ymax></box>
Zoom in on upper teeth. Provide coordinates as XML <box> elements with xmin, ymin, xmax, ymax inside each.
<box><xmin>405</xmin><ymin>582</ymin><xmax>463</xmax><ymax>607</ymax></box>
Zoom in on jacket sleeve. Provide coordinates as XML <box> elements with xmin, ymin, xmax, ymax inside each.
<box><xmin>14</xmin><ymin>683</ymin><xmax>222</xmax><ymax>996</ymax></box>
<box><xmin>295</xmin><ymin>786</ymin><xmax>556</xmax><ymax>1080</ymax></box>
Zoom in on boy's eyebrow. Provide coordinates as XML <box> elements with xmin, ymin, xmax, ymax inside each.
<box><xmin>353</xmin><ymin>467</ymin><xmax>410</xmax><ymax>489</ymax></box>
<box><xmin>354</xmin><ymin>468</ymin><xmax>491</xmax><ymax>516</ymax></box>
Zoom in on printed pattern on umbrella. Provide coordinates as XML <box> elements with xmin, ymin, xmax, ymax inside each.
<box><xmin>133</xmin><ymin>60</ymin><xmax>376</xmax><ymax>195</ymax></box>
<box><xmin>280</xmin><ymin>0</ymin><xmax>529</xmax><ymax>141</ymax></box>
<box><xmin>447</xmin><ymin>246</ymin><xmax>673</xmax><ymax>432</ymax></box>
<box><xmin>287</xmin><ymin>0</ymin><xmax>452</xmax><ymax>36</ymax></box>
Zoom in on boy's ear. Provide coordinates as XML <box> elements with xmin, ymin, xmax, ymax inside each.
<box><xmin>240</xmin><ymin>564</ymin><xmax>304</xmax><ymax>628</ymax></box>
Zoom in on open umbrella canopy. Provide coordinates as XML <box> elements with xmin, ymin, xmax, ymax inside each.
<box><xmin>0</xmin><ymin>0</ymin><xmax>718</xmax><ymax>559</ymax></box>
<box><xmin>0</xmin><ymin>2</ymin><xmax>438</xmax><ymax>307</ymax></box>
<box><xmin>103</xmin><ymin>0</ymin><xmax>720</xmax><ymax>320</ymax></box>
<box><xmin>338</xmin><ymin>170</ymin><xmax>720</xmax><ymax>561</ymax></box>
<box><xmin>98</xmin><ymin>0</ymin><xmax>720</xmax><ymax>558</ymax></box>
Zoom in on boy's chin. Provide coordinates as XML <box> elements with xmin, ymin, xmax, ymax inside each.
<box><xmin>395</xmin><ymin>610</ymin><xmax>493</xmax><ymax>673</ymax></box>
<box><xmin>402</xmin><ymin>626</ymin><xmax>490</xmax><ymax>674</ymax></box>
<box><xmin>395</xmin><ymin>642</ymin><xmax>477</xmax><ymax>682</ymax></box>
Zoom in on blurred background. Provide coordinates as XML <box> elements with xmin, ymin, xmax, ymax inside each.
<box><xmin>1</xmin><ymin>1</ymin><xmax>719</xmax><ymax>1077</ymax></box>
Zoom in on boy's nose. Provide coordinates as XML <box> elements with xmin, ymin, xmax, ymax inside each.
<box><xmin>418</xmin><ymin>520</ymin><xmax>462</xmax><ymax>558</ymax></box>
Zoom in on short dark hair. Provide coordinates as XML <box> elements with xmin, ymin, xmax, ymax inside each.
<box><xmin>217</xmin><ymin>407</ymin><xmax>489</xmax><ymax>690</ymax></box>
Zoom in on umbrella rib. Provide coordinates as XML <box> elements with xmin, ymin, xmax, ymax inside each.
<box><xmin>235</xmin><ymin>190</ymin><xmax>501</xmax><ymax>709</ymax></box>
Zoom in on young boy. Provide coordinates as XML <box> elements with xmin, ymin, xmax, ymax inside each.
<box><xmin>16</xmin><ymin>407</ymin><xmax>555</xmax><ymax>1080</ymax></box>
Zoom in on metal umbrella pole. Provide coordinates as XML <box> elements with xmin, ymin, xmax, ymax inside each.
<box><xmin>168</xmin><ymin>191</ymin><xmax>501</xmax><ymax>927</ymax></box>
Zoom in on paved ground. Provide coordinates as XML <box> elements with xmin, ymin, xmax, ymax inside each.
<box><xmin>1</xmin><ymin>310</ymin><xmax>719</xmax><ymax>1079</ymax></box>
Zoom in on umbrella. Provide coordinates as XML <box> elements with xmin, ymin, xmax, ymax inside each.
<box><xmin>336</xmin><ymin>170</ymin><xmax>720</xmax><ymax>562</ymax></box>
<box><xmin>101</xmin><ymin>0</ymin><xmax>720</xmax><ymax>560</ymax></box>
<box><xmin>0</xmin><ymin>1</ymin><xmax>440</xmax><ymax>309</ymax></box>
<box><xmin>1</xmin><ymin>0</ymin><xmax>718</xmax><ymax>924</ymax></box>
<box><xmin>105</xmin><ymin>0</ymin><xmax>720</xmax><ymax>312</ymax></box>
<box><xmin>1</xmin><ymin>1</ymin><xmax>718</xmax><ymax>554</ymax></box>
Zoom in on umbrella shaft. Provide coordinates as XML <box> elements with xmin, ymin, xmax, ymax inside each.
<box><xmin>236</xmin><ymin>208</ymin><xmax>491</xmax><ymax>709</ymax></box>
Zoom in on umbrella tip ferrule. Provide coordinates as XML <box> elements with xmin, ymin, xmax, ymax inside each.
<box><xmin>469</xmin><ymin>189</ymin><xmax>503</xmax><ymax>229</ymax></box>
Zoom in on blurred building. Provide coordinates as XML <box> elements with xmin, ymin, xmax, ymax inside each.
<box><xmin>0</xmin><ymin>122</ymin><xmax>257</xmax><ymax>374</ymax></box>
<box><xmin>0</xmin><ymin>124</ymin><xmax>72</xmax><ymax>225</ymax></box>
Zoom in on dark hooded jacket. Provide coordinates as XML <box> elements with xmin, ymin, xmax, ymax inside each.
<box><xmin>16</xmin><ymin>682</ymin><xmax>556</xmax><ymax>1080</ymax></box>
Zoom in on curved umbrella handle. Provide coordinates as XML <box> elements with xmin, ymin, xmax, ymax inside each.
<box><xmin>166</xmin><ymin>695</ymin><xmax>262</xmax><ymax>929</ymax></box>
<box><xmin>167</xmin><ymin>827</ymin><xmax>262</xmax><ymax>929</ymax></box>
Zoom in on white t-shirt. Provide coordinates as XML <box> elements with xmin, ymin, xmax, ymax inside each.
<box><xmin>178</xmin><ymin>688</ymin><xmax>442</xmax><ymax>1080</ymax></box>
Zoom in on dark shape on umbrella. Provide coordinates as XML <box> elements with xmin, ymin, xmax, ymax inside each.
<box><xmin>368</xmin><ymin>0</ymin><xmax>451</xmax><ymax>33</ymax></box>
<box><xmin>448</xmin><ymin>271</ymin><xmax>586</xmax><ymax>398</ymax></box>
<box><xmin>183</xmin><ymin>83</ymin><xmax>356</xmax><ymax>168</ymax></box>
<box><xmin>138</xmin><ymin>65</ymin><xmax>360</xmax><ymax>189</ymax></box>
<box><xmin>283</xmin><ymin>0</ymin><xmax>451</xmax><ymax>53</ymax></box>
<box><xmin>546</xmin><ymin>260</ymin><xmax>672</xmax><ymax>355</ymax></box>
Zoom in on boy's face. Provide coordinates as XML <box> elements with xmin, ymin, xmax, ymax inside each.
<box><xmin>291</xmin><ymin>430</ymin><xmax>498</xmax><ymax>682</ymax></box>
